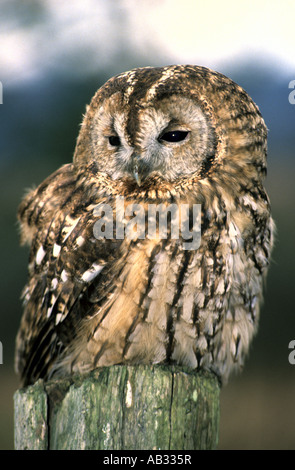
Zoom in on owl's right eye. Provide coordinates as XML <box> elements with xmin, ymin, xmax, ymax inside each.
<box><xmin>108</xmin><ymin>135</ymin><xmax>121</xmax><ymax>147</ymax></box>
<box><xmin>159</xmin><ymin>130</ymin><xmax>189</xmax><ymax>143</ymax></box>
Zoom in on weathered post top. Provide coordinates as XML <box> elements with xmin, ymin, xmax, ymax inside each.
<box><xmin>14</xmin><ymin>365</ymin><xmax>220</xmax><ymax>450</ymax></box>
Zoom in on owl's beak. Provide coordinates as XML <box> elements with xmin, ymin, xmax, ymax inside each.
<box><xmin>133</xmin><ymin>168</ymin><xmax>141</xmax><ymax>186</ymax></box>
<box><xmin>132</xmin><ymin>155</ymin><xmax>142</xmax><ymax>186</ymax></box>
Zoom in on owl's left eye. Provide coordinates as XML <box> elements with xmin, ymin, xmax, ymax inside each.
<box><xmin>159</xmin><ymin>130</ymin><xmax>189</xmax><ymax>143</ymax></box>
<box><xmin>108</xmin><ymin>135</ymin><xmax>121</xmax><ymax>147</ymax></box>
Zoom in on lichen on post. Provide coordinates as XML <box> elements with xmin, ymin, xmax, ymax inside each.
<box><xmin>14</xmin><ymin>365</ymin><xmax>220</xmax><ymax>450</ymax></box>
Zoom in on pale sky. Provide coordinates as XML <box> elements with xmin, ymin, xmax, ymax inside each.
<box><xmin>142</xmin><ymin>0</ymin><xmax>295</xmax><ymax>68</ymax></box>
<box><xmin>1</xmin><ymin>0</ymin><xmax>294</xmax><ymax>86</ymax></box>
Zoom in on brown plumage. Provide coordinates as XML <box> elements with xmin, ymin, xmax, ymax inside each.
<box><xmin>15</xmin><ymin>65</ymin><xmax>274</xmax><ymax>386</ymax></box>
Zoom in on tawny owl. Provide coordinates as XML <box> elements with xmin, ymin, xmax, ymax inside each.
<box><xmin>15</xmin><ymin>65</ymin><xmax>274</xmax><ymax>387</ymax></box>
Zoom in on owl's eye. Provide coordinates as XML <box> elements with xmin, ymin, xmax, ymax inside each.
<box><xmin>108</xmin><ymin>135</ymin><xmax>121</xmax><ymax>147</ymax></box>
<box><xmin>159</xmin><ymin>130</ymin><xmax>189</xmax><ymax>143</ymax></box>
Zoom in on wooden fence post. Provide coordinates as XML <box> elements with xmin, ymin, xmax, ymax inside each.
<box><xmin>14</xmin><ymin>365</ymin><xmax>220</xmax><ymax>450</ymax></box>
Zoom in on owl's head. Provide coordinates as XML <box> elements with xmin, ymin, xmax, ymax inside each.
<box><xmin>74</xmin><ymin>65</ymin><xmax>267</xmax><ymax>187</ymax></box>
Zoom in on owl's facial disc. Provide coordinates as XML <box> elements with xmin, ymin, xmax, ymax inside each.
<box><xmin>91</xmin><ymin>93</ymin><xmax>214</xmax><ymax>184</ymax></box>
<box><xmin>103</xmin><ymin>109</ymin><xmax>192</xmax><ymax>184</ymax></box>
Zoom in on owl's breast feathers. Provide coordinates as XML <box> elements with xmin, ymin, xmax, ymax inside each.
<box><xmin>16</xmin><ymin>160</ymin><xmax>273</xmax><ymax>386</ymax></box>
<box><xmin>16</xmin><ymin>65</ymin><xmax>274</xmax><ymax>386</ymax></box>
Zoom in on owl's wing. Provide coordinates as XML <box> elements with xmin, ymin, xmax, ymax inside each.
<box><xmin>16</xmin><ymin>163</ymin><xmax>124</xmax><ymax>385</ymax></box>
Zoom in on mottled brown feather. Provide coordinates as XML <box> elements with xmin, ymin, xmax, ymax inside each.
<box><xmin>16</xmin><ymin>65</ymin><xmax>274</xmax><ymax>386</ymax></box>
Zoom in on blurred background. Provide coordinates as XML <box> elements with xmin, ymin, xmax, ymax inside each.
<box><xmin>0</xmin><ymin>0</ymin><xmax>294</xmax><ymax>450</ymax></box>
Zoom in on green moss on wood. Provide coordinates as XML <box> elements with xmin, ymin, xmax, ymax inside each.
<box><xmin>14</xmin><ymin>365</ymin><xmax>220</xmax><ymax>450</ymax></box>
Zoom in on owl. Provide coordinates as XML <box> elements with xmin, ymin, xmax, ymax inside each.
<box><xmin>15</xmin><ymin>65</ymin><xmax>274</xmax><ymax>387</ymax></box>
